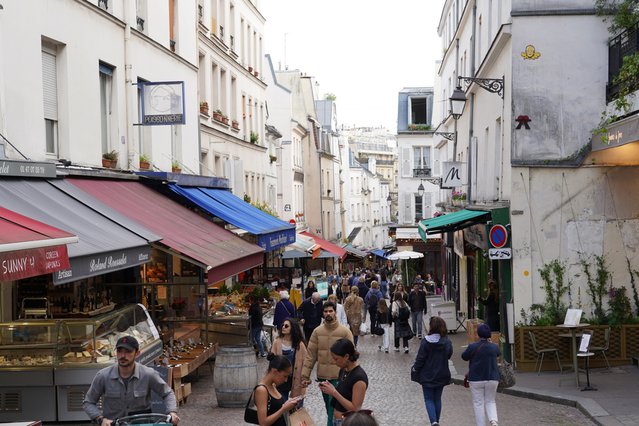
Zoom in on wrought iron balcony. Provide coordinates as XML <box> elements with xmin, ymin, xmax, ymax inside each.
<box><xmin>607</xmin><ymin>21</ymin><xmax>639</xmax><ymax>102</ymax></box>
<box><xmin>413</xmin><ymin>168</ymin><xmax>432</xmax><ymax>178</ymax></box>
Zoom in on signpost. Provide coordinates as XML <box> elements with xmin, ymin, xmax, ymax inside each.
<box><xmin>489</xmin><ymin>224</ymin><xmax>508</xmax><ymax>248</ymax></box>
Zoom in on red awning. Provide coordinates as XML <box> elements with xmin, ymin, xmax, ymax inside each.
<box><xmin>67</xmin><ymin>179</ymin><xmax>264</xmax><ymax>283</ymax></box>
<box><xmin>300</xmin><ymin>231</ymin><xmax>347</xmax><ymax>261</ymax></box>
<box><xmin>0</xmin><ymin>207</ymin><xmax>77</xmax><ymax>280</ymax></box>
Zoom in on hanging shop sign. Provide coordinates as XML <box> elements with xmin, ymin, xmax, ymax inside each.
<box><xmin>258</xmin><ymin>229</ymin><xmax>297</xmax><ymax>251</ymax></box>
<box><xmin>53</xmin><ymin>246</ymin><xmax>151</xmax><ymax>285</ymax></box>
<box><xmin>139</xmin><ymin>81</ymin><xmax>186</xmax><ymax>125</ymax></box>
<box><xmin>441</xmin><ymin>161</ymin><xmax>464</xmax><ymax>188</ymax></box>
<box><xmin>1</xmin><ymin>245</ymin><xmax>70</xmax><ymax>281</ymax></box>
<box><xmin>0</xmin><ymin>159</ymin><xmax>57</xmax><ymax>178</ymax></box>
<box><xmin>464</xmin><ymin>224</ymin><xmax>488</xmax><ymax>251</ymax></box>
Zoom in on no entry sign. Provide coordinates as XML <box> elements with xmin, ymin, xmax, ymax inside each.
<box><xmin>489</xmin><ymin>224</ymin><xmax>508</xmax><ymax>248</ymax></box>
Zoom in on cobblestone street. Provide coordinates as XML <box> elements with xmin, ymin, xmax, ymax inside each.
<box><xmin>180</xmin><ymin>330</ymin><xmax>595</xmax><ymax>425</ymax></box>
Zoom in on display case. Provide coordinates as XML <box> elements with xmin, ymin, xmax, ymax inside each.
<box><xmin>0</xmin><ymin>304</ymin><xmax>163</xmax><ymax>423</ymax></box>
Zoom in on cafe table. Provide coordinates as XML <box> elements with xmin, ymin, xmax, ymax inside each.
<box><xmin>556</xmin><ymin>322</ymin><xmax>589</xmax><ymax>387</ymax></box>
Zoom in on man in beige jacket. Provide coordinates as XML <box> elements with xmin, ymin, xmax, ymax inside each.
<box><xmin>301</xmin><ymin>300</ymin><xmax>353</xmax><ymax>426</ymax></box>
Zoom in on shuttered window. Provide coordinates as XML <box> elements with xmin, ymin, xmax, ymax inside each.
<box><xmin>402</xmin><ymin>192</ymin><xmax>412</xmax><ymax>225</ymax></box>
<box><xmin>42</xmin><ymin>49</ymin><xmax>58</xmax><ymax>155</ymax></box>
<box><xmin>401</xmin><ymin>147</ymin><xmax>412</xmax><ymax>177</ymax></box>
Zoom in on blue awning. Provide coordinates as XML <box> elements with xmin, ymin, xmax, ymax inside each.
<box><xmin>369</xmin><ymin>249</ymin><xmax>388</xmax><ymax>259</ymax></box>
<box><xmin>168</xmin><ymin>185</ymin><xmax>296</xmax><ymax>251</ymax></box>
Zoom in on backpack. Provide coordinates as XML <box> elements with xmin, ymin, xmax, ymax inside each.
<box><xmin>368</xmin><ymin>292</ymin><xmax>378</xmax><ymax>308</ymax></box>
<box><xmin>398</xmin><ymin>305</ymin><xmax>410</xmax><ymax>321</ymax></box>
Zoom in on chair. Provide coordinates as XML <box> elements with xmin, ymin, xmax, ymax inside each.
<box><xmin>589</xmin><ymin>327</ymin><xmax>611</xmax><ymax>369</ymax></box>
<box><xmin>529</xmin><ymin>331</ymin><xmax>562</xmax><ymax>375</ymax></box>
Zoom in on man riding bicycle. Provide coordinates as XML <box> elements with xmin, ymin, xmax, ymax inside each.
<box><xmin>83</xmin><ymin>336</ymin><xmax>180</xmax><ymax>425</ymax></box>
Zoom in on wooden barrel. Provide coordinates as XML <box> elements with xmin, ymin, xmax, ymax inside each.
<box><xmin>213</xmin><ymin>345</ymin><xmax>258</xmax><ymax>407</ymax></box>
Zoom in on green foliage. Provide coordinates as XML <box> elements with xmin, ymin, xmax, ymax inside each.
<box><xmin>218</xmin><ymin>283</ymin><xmax>230</xmax><ymax>295</ymax></box>
<box><xmin>324</xmin><ymin>93</ymin><xmax>337</xmax><ymax>101</ymax></box>
<box><xmin>250</xmin><ymin>131</ymin><xmax>259</xmax><ymax>143</ymax></box>
<box><xmin>408</xmin><ymin>124</ymin><xmax>432</xmax><ymax>131</ymax></box>
<box><xmin>581</xmin><ymin>255</ymin><xmax>610</xmax><ymax>323</ymax></box>
<box><xmin>626</xmin><ymin>259</ymin><xmax>639</xmax><ymax>315</ymax></box>
<box><xmin>538</xmin><ymin>259</ymin><xmax>571</xmax><ymax>325</ymax></box>
<box><xmin>608</xmin><ymin>286</ymin><xmax>633</xmax><ymax>326</ymax></box>
<box><xmin>243</xmin><ymin>193</ymin><xmax>251</xmax><ymax>203</ymax></box>
<box><xmin>102</xmin><ymin>150</ymin><xmax>118</xmax><ymax>161</ymax></box>
<box><xmin>517</xmin><ymin>304</ymin><xmax>552</xmax><ymax>326</ymax></box>
<box><xmin>139</xmin><ymin>153</ymin><xmax>150</xmax><ymax>162</ymax></box>
<box><xmin>595</xmin><ymin>0</ymin><xmax>639</xmax><ymax>34</ymax></box>
<box><xmin>251</xmin><ymin>200</ymin><xmax>279</xmax><ymax>218</ymax></box>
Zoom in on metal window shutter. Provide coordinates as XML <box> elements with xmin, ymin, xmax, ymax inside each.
<box><xmin>42</xmin><ymin>50</ymin><xmax>58</xmax><ymax>120</ymax></box>
<box><xmin>424</xmin><ymin>192</ymin><xmax>432</xmax><ymax>219</ymax></box>
<box><xmin>233</xmin><ymin>159</ymin><xmax>243</xmax><ymax>194</ymax></box>
<box><xmin>402</xmin><ymin>192</ymin><xmax>412</xmax><ymax>224</ymax></box>
<box><xmin>401</xmin><ymin>147</ymin><xmax>411</xmax><ymax>177</ymax></box>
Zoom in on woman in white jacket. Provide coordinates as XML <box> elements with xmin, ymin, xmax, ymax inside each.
<box><xmin>328</xmin><ymin>294</ymin><xmax>348</xmax><ymax>326</ymax></box>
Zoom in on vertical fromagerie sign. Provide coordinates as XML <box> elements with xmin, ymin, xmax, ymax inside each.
<box><xmin>53</xmin><ymin>246</ymin><xmax>151</xmax><ymax>285</ymax></box>
<box><xmin>0</xmin><ymin>245</ymin><xmax>70</xmax><ymax>281</ymax></box>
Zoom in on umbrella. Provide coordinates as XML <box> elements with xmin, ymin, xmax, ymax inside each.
<box><xmin>387</xmin><ymin>251</ymin><xmax>424</xmax><ymax>285</ymax></box>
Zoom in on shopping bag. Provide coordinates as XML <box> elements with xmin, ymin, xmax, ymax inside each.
<box><xmin>359</xmin><ymin>322</ymin><xmax>368</xmax><ymax>335</ymax></box>
<box><xmin>261</xmin><ymin>329</ymin><xmax>272</xmax><ymax>352</ymax></box>
<box><xmin>498</xmin><ymin>361</ymin><xmax>516</xmax><ymax>388</ymax></box>
<box><xmin>287</xmin><ymin>407</ymin><xmax>315</xmax><ymax>426</ymax></box>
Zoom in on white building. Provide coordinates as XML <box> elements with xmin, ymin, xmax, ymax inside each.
<box><xmin>196</xmin><ymin>0</ymin><xmax>275</xmax><ymax>207</ymax></box>
<box><xmin>0</xmin><ymin>0</ymin><xmax>199</xmax><ymax>172</ymax></box>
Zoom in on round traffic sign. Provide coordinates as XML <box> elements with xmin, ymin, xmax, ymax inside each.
<box><xmin>489</xmin><ymin>224</ymin><xmax>508</xmax><ymax>248</ymax></box>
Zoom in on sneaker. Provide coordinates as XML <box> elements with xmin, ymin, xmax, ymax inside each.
<box><xmin>431</xmin><ymin>422</ymin><xmax>439</xmax><ymax>426</ymax></box>
<box><xmin>260</xmin><ymin>353</ymin><xmax>267</xmax><ymax>358</ymax></box>
<box><xmin>489</xmin><ymin>421</ymin><xmax>498</xmax><ymax>426</ymax></box>
<box><xmin>394</xmin><ymin>347</ymin><xmax>400</xmax><ymax>352</ymax></box>
<box><xmin>378</xmin><ymin>345</ymin><xmax>382</xmax><ymax>352</ymax></box>
<box><xmin>384</xmin><ymin>349</ymin><xmax>389</xmax><ymax>353</ymax></box>
<box><xmin>404</xmin><ymin>347</ymin><xmax>409</xmax><ymax>354</ymax></box>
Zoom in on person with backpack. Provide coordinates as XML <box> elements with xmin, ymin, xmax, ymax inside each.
<box><xmin>274</xmin><ymin>290</ymin><xmax>296</xmax><ymax>331</ymax></box>
<box><xmin>364</xmin><ymin>281</ymin><xmax>383</xmax><ymax>332</ymax></box>
<box><xmin>392</xmin><ymin>291</ymin><xmax>414</xmax><ymax>353</ymax></box>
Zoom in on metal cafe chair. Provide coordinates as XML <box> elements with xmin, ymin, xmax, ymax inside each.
<box><xmin>589</xmin><ymin>327</ymin><xmax>611</xmax><ymax>369</ymax></box>
<box><xmin>529</xmin><ymin>331</ymin><xmax>563</xmax><ymax>375</ymax></box>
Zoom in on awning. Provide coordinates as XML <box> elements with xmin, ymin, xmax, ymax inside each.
<box><xmin>369</xmin><ymin>249</ymin><xmax>388</xmax><ymax>259</ymax></box>
<box><xmin>301</xmin><ymin>231</ymin><xmax>347</xmax><ymax>260</ymax></box>
<box><xmin>418</xmin><ymin>209</ymin><xmax>490</xmax><ymax>239</ymax></box>
<box><xmin>281</xmin><ymin>249</ymin><xmax>338</xmax><ymax>260</ymax></box>
<box><xmin>0</xmin><ymin>179</ymin><xmax>153</xmax><ymax>284</ymax></box>
<box><xmin>0</xmin><ymin>207</ymin><xmax>78</xmax><ymax>281</ymax></box>
<box><xmin>66</xmin><ymin>178</ymin><xmax>264</xmax><ymax>284</ymax></box>
<box><xmin>346</xmin><ymin>227</ymin><xmax>361</xmax><ymax>243</ymax></box>
<box><xmin>287</xmin><ymin>233</ymin><xmax>320</xmax><ymax>258</ymax></box>
<box><xmin>167</xmin><ymin>185</ymin><xmax>295</xmax><ymax>251</ymax></box>
<box><xmin>342</xmin><ymin>244</ymin><xmax>367</xmax><ymax>258</ymax></box>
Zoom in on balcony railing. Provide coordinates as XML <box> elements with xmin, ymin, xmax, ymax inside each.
<box><xmin>413</xmin><ymin>167</ymin><xmax>432</xmax><ymax>178</ymax></box>
<box><xmin>607</xmin><ymin>21</ymin><xmax>639</xmax><ymax>102</ymax></box>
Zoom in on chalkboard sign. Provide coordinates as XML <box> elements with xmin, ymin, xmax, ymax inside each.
<box><xmin>151</xmin><ymin>366</ymin><xmax>170</xmax><ymax>413</ymax></box>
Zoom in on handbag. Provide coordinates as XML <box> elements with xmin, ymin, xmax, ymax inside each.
<box><xmin>286</xmin><ymin>407</ymin><xmax>315</xmax><ymax>426</ymax></box>
<box><xmin>261</xmin><ymin>330</ymin><xmax>272</xmax><ymax>352</ymax></box>
<box><xmin>359</xmin><ymin>322</ymin><xmax>368</xmax><ymax>335</ymax></box>
<box><xmin>410</xmin><ymin>366</ymin><xmax>420</xmax><ymax>383</ymax></box>
<box><xmin>244</xmin><ymin>384</ymin><xmax>268</xmax><ymax>424</ymax></box>
<box><xmin>371</xmin><ymin>326</ymin><xmax>384</xmax><ymax>336</ymax></box>
<box><xmin>463</xmin><ymin>373</ymin><xmax>470</xmax><ymax>388</ymax></box>
<box><xmin>498</xmin><ymin>360</ymin><xmax>516</xmax><ymax>388</ymax></box>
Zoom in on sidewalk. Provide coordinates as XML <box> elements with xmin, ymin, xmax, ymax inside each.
<box><xmin>447</xmin><ymin>332</ymin><xmax>639</xmax><ymax>426</ymax></box>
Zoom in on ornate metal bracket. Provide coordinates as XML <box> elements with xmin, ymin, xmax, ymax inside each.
<box><xmin>434</xmin><ymin>132</ymin><xmax>455</xmax><ymax>141</ymax></box>
<box><xmin>423</xmin><ymin>177</ymin><xmax>442</xmax><ymax>186</ymax></box>
<box><xmin>458</xmin><ymin>76</ymin><xmax>504</xmax><ymax>98</ymax></box>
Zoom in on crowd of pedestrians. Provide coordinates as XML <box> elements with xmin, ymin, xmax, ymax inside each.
<box><xmin>247</xmin><ymin>267</ymin><xmax>501</xmax><ymax>426</ymax></box>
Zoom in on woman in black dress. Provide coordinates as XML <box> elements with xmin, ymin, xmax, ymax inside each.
<box><xmin>478</xmin><ymin>280</ymin><xmax>500</xmax><ymax>331</ymax></box>
<box><xmin>255</xmin><ymin>354</ymin><xmax>302</xmax><ymax>426</ymax></box>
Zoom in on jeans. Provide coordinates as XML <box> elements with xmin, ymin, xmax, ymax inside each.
<box><xmin>321</xmin><ymin>378</ymin><xmax>339</xmax><ymax>426</ymax></box>
<box><xmin>380</xmin><ymin>281</ymin><xmax>388</xmax><ymax>297</ymax></box>
<box><xmin>381</xmin><ymin>324</ymin><xmax>390</xmax><ymax>350</ymax></box>
<box><xmin>469</xmin><ymin>380</ymin><xmax>499</xmax><ymax>426</ymax></box>
<box><xmin>251</xmin><ymin>327</ymin><xmax>265</xmax><ymax>355</ymax></box>
<box><xmin>411</xmin><ymin>310</ymin><xmax>424</xmax><ymax>336</ymax></box>
<box><xmin>421</xmin><ymin>385</ymin><xmax>444</xmax><ymax>424</ymax></box>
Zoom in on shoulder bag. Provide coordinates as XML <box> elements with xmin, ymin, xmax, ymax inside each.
<box><xmin>244</xmin><ymin>384</ymin><xmax>269</xmax><ymax>424</ymax></box>
<box><xmin>287</xmin><ymin>407</ymin><xmax>315</xmax><ymax>426</ymax></box>
<box><xmin>498</xmin><ymin>360</ymin><xmax>516</xmax><ymax>388</ymax></box>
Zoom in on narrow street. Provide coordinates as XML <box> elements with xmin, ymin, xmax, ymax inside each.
<box><xmin>180</xmin><ymin>330</ymin><xmax>595</xmax><ymax>425</ymax></box>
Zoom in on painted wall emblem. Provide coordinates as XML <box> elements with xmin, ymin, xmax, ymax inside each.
<box><xmin>521</xmin><ymin>45</ymin><xmax>541</xmax><ymax>60</ymax></box>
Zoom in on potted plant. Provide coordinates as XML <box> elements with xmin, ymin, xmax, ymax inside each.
<box><xmin>199</xmin><ymin>101</ymin><xmax>209</xmax><ymax>115</ymax></box>
<box><xmin>139</xmin><ymin>154</ymin><xmax>151</xmax><ymax>170</ymax></box>
<box><xmin>248</xmin><ymin>66</ymin><xmax>253</xmax><ymax>73</ymax></box>
<box><xmin>171</xmin><ymin>161</ymin><xmax>182</xmax><ymax>173</ymax></box>
<box><xmin>231</xmin><ymin>120</ymin><xmax>240</xmax><ymax>130</ymax></box>
<box><xmin>221</xmin><ymin>114</ymin><xmax>229</xmax><ymax>125</ymax></box>
<box><xmin>269</xmin><ymin>154</ymin><xmax>277</xmax><ymax>163</ymax></box>
<box><xmin>254</xmin><ymin>70</ymin><xmax>259</xmax><ymax>77</ymax></box>
<box><xmin>250</xmin><ymin>131</ymin><xmax>259</xmax><ymax>144</ymax></box>
<box><xmin>213</xmin><ymin>109</ymin><xmax>223</xmax><ymax>122</ymax></box>
<box><xmin>102</xmin><ymin>150</ymin><xmax>118</xmax><ymax>168</ymax></box>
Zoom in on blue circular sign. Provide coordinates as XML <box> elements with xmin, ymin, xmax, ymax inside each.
<box><xmin>489</xmin><ymin>225</ymin><xmax>508</xmax><ymax>248</ymax></box>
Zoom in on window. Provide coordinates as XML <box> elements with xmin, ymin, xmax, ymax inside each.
<box><xmin>136</xmin><ymin>0</ymin><xmax>147</xmax><ymax>32</ymax></box>
<box><xmin>42</xmin><ymin>47</ymin><xmax>58</xmax><ymax>155</ymax></box>
<box><xmin>414</xmin><ymin>195</ymin><xmax>423</xmax><ymax>222</ymax></box>
<box><xmin>409</xmin><ymin>97</ymin><xmax>429</xmax><ymax>125</ymax></box>
<box><xmin>99</xmin><ymin>63</ymin><xmax>114</xmax><ymax>155</ymax></box>
<box><xmin>413</xmin><ymin>146</ymin><xmax>431</xmax><ymax>176</ymax></box>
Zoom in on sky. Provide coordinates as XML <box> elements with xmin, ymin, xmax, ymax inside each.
<box><xmin>262</xmin><ymin>0</ymin><xmax>447</xmax><ymax>132</ymax></box>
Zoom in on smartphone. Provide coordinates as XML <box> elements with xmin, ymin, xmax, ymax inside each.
<box><xmin>315</xmin><ymin>379</ymin><xmax>323</xmax><ymax>382</ymax></box>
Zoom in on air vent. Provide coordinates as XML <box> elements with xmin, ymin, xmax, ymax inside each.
<box><xmin>67</xmin><ymin>390</ymin><xmax>86</xmax><ymax>412</ymax></box>
<box><xmin>0</xmin><ymin>391</ymin><xmax>21</xmax><ymax>412</ymax></box>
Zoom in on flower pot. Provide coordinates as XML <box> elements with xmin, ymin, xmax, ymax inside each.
<box><xmin>172</xmin><ymin>167</ymin><xmax>182</xmax><ymax>173</ymax></box>
<box><xmin>139</xmin><ymin>161</ymin><xmax>150</xmax><ymax>170</ymax></box>
<box><xmin>248</xmin><ymin>66</ymin><xmax>253</xmax><ymax>73</ymax></box>
<box><xmin>254</xmin><ymin>71</ymin><xmax>259</xmax><ymax>77</ymax></box>
<box><xmin>102</xmin><ymin>158</ymin><xmax>117</xmax><ymax>168</ymax></box>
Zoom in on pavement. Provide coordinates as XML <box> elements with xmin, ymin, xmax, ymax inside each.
<box><xmin>177</xmin><ymin>326</ymin><xmax>617</xmax><ymax>425</ymax></box>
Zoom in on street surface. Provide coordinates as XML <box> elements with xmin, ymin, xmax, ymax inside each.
<box><xmin>180</xmin><ymin>329</ymin><xmax>595</xmax><ymax>425</ymax></box>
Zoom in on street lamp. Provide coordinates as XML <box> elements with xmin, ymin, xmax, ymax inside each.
<box><xmin>417</xmin><ymin>181</ymin><xmax>425</xmax><ymax>197</ymax></box>
<box><xmin>450</xmin><ymin>85</ymin><xmax>467</xmax><ymax>119</ymax></box>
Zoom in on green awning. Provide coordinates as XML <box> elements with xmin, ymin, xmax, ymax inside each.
<box><xmin>418</xmin><ymin>209</ymin><xmax>490</xmax><ymax>240</ymax></box>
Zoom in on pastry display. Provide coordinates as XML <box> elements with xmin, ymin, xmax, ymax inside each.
<box><xmin>0</xmin><ymin>354</ymin><xmax>53</xmax><ymax>367</ymax></box>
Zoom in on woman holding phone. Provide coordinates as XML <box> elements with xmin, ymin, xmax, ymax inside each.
<box><xmin>318</xmin><ymin>338</ymin><xmax>369</xmax><ymax>426</ymax></box>
<box><xmin>254</xmin><ymin>354</ymin><xmax>302</xmax><ymax>426</ymax></box>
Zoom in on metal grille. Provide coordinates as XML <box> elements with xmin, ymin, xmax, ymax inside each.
<box><xmin>67</xmin><ymin>390</ymin><xmax>86</xmax><ymax>412</ymax></box>
<box><xmin>626</xmin><ymin>325</ymin><xmax>639</xmax><ymax>356</ymax></box>
<box><xmin>0</xmin><ymin>391</ymin><xmax>21</xmax><ymax>412</ymax></box>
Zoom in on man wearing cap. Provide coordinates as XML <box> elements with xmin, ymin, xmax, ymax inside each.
<box><xmin>83</xmin><ymin>335</ymin><xmax>179</xmax><ymax>425</ymax></box>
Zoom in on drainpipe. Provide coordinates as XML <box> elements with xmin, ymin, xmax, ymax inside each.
<box><xmin>123</xmin><ymin>2</ymin><xmax>135</xmax><ymax>169</ymax></box>
<box><xmin>467</xmin><ymin>0</ymin><xmax>477</xmax><ymax>204</ymax></box>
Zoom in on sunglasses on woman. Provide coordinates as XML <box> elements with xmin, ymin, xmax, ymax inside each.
<box><xmin>282</xmin><ymin>324</ymin><xmax>290</xmax><ymax>329</ymax></box>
